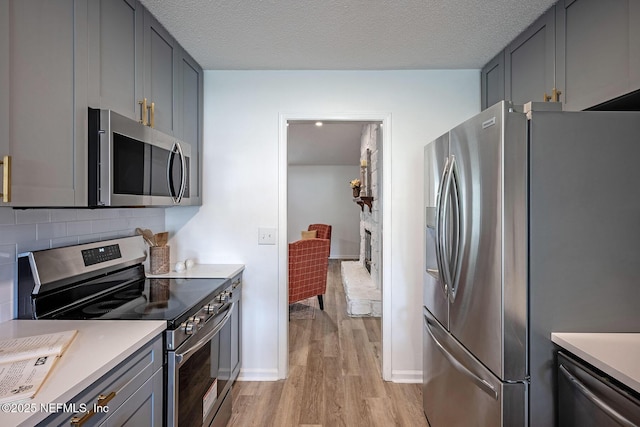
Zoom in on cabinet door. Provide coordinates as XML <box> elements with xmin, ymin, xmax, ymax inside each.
<box><xmin>505</xmin><ymin>6</ymin><xmax>556</xmax><ymax>105</ymax></box>
<box><xmin>631</xmin><ymin>2</ymin><xmax>640</xmax><ymax>89</ymax></box>
<box><xmin>556</xmin><ymin>0</ymin><xmax>636</xmax><ymax>111</ymax></box>
<box><xmin>0</xmin><ymin>0</ymin><xmax>78</xmax><ymax>207</ymax></box>
<box><xmin>143</xmin><ymin>10</ymin><xmax>176</xmax><ymax>136</ymax></box>
<box><xmin>101</xmin><ymin>368</ymin><xmax>163</xmax><ymax>427</ymax></box>
<box><xmin>87</xmin><ymin>0</ymin><xmax>144</xmax><ymax>122</ymax></box>
<box><xmin>176</xmin><ymin>48</ymin><xmax>203</xmax><ymax>204</ymax></box>
<box><xmin>481</xmin><ymin>51</ymin><xmax>505</xmax><ymax>110</ymax></box>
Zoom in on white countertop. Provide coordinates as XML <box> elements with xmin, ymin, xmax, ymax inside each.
<box><xmin>552</xmin><ymin>332</ymin><xmax>640</xmax><ymax>393</ymax></box>
<box><xmin>146</xmin><ymin>263</ymin><xmax>244</xmax><ymax>279</ymax></box>
<box><xmin>0</xmin><ymin>319</ymin><xmax>166</xmax><ymax>427</ymax></box>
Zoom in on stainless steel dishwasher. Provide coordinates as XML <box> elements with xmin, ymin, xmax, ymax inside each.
<box><xmin>557</xmin><ymin>351</ymin><xmax>640</xmax><ymax>427</ymax></box>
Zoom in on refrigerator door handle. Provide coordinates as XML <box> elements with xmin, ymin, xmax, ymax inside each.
<box><xmin>559</xmin><ymin>364</ymin><xmax>637</xmax><ymax>427</ymax></box>
<box><xmin>424</xmin><ymin>314</ymin><xmax>498</xmax><ymax>400</ymax></box>
<box><xmin>434</xmin><ymin>156</ymin><xmax>450</xmax><ymax>296</ymax></box>
<box><xmin>448</xmin><ymin>159</ymin><xmax>462</xmax><ymax>303</ymax></box>
<box><xmin>439</xmin><ymin>155</ymin><xmax>455</xmax><ymax>295</ymax></box>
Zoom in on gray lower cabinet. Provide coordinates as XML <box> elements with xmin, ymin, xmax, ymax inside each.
<box><xmin>0</xmin><ymin>0</ymin><xmax>84</xmax><ymax>207</ymax></box>
<box><xmin>556</xmin><ymin>0</ymin><xmax>640</xmax><ymax>111</ymax></box>
<box><xmin>38</xmin><ymin>335</ymin><xmax>164</xmax><ymax>427</ymax></box>
<box><xmin>504</xmin><ymin>5</ymin><xmax>556</xmax><ymax>106</ymax></box>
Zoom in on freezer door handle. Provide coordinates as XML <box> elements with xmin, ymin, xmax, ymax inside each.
<box><xmin>559</xmin><ymin>364</ymin><xmax>637</xmax><ymax>427</ymax></box>
<box><xmin>424</xmin><ymin>314</ymin><xmax>498</xmax><ymax>400</ymax></box>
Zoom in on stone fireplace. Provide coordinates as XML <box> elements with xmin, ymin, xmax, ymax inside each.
<box><xmin>341</xmin><ymin>123</ymin><xmax>382</xmax><ymax>317</ymax></box>
<box><xmin>364</xmin><ymin>229</ymin><xmax>372</xmax><ymax>273</ymax></box>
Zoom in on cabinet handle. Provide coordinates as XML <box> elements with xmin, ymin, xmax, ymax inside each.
<box><xmin>149</xmin><ymin>102</ymin><xmax>155</xmax><ymax>128</ymax></box>
<box><xmin>0</xmin><ymin>155</ymin><xmax>11</xmax><ymax>203</ymax></box>
<box><xmin>138</xmin><ymin>98</ymin><xmax>148</xmax><ymax>125</ymax></box>
<box><xmin>544</xmin><ymin>88</ymin><xmax>562</xmax><ymax>103</ymax></box>
<box><xmin>69</xmin><ymin>391</ymin><xmax>116</xmax><ymax>427</ymax></box>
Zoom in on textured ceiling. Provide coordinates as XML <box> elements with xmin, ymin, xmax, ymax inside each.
<box><xmin>139</xmin><ymin>0</ymin><xmax>556</xmax><ymax>164</ymax></box>
<box><xmin>287</xmin><ymin>122</ymin><xmax>369</xmax><ymax>166</ymax></box>
<box><xmin>139</xmin><ymin>0</ymin><xmax>557</xmax><ymax>70</ymax></box>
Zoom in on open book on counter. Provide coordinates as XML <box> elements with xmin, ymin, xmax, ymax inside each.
<box><xmin>0</xmin><ymin>330</ymin><xmax>78</xmax><ymax>404</ymax></box>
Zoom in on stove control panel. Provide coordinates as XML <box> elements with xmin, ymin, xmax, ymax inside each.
<box><xmin>81</xmin><ymin>244</ymin><xmax>122</xmax><ymax>266</ymax></box>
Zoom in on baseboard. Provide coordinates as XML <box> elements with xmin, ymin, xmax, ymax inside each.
<box><xmin>391</xmin><ymin>370</ymin><xmax>423</xmax><ymax>384</ymax></box>
<box><xmin>329</xmin><ymin>255</ymin><xmax>359</xmax><ymax>260</ymax></box>
<box><xmin>236</xmin><ymin>368</ymin><xmax>280</xmax><ymax>382</ymax></box>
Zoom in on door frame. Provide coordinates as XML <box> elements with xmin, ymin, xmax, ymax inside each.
<box><xmin>278</xmin><ymin>111</ymin><xmax>392</xmax><ymax>380</ymax></box>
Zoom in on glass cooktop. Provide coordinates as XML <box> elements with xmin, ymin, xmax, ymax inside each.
<box><xmin>34</xmin><ymin>266</ymin><xmax>228</xmax><ymax>329</ymax></box>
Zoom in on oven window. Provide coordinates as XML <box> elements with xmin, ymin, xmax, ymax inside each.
<box><xmin>113</xmin><ymin>133</ymin><xmax>149</xmax><ymax>195</ymax></box>
<box><xmin>178</xmin><ymin>310</ymin><xmax>232</xmax><ymax>426</ymax></box>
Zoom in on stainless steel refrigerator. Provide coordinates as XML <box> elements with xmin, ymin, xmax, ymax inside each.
<box><xmin>422</xmin><ymin>101</ymin><xmax>640</xmax><ymax>427</ymax></box>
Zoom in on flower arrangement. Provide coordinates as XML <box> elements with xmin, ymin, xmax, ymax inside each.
<box><xmin>350</xmin><ymin>178</ymin><xmax>361</xmax><ymax>189</ymax></box>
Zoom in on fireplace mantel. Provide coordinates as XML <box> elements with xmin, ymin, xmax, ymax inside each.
<box><xmin>353</xmin><ymin>196</ymin><xmax>373</xmax><ymax>212</ymax></box>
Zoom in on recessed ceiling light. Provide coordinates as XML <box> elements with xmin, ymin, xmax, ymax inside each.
<box><xmin>315</xmin><ymin>122</ymin><xmax>323</xmax><ymax>127</ymax></box>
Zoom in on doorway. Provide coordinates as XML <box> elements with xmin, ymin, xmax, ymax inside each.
<box><xmin>278</xmin><ymin>112</ymin><xmax>392</xmax><ymax>381</ymax></box>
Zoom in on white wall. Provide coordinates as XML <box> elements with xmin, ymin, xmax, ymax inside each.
<box><xmin>165</xmin><ymin>70</ymin><xmax>480</xmax><ymax>381</ymax></box>
<box><xmin>287</xmin><ymin>165</ymin><xmax>360</xmax><ymax>258</ymax></box>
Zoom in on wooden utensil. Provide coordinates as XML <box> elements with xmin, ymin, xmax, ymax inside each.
<box><xmin>136</xmin><ymin>228</ymin><xmax>156</xmax><ymax>246</ymax></box>
<box><xmin>154</xmin><ymin>232</ymin><xmax>168</xmax><ymax>247</ymax></box>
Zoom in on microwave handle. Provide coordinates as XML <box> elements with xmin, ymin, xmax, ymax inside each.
<box><xmin>167</xmin><ymin>142</ymin><xmax>187</xmax><ymax>204</ymax></box>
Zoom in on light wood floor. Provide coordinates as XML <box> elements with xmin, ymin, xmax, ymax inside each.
<box><xmin>228</xmin><ymin>260</ymin><xmax>428</xmax><ymax>427</ymax></box>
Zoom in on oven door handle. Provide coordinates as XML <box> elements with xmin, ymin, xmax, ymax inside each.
<box><xmin>174</xmin><ymin>301</ymin><xmax>235</xmax><ymax>367</ymax></box>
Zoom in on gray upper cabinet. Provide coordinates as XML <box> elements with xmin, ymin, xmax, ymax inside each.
<box><xmin>505</xmin><ymin>6</ymin><xmax>556</xmax><ymax>106</ymax></box>
<box><xmin>0</xmin><ymin>0</ymin><xmax>84</xmax><ymax>207</ymax></box>
<box><xmin>176</xmin><ymin>48</ymin><xmax>203</xmax><ymax>204</ymax></box>
<box><xmin>1</xmin><ymin>0</ymin><xmax>202</xmax><ymax>207</ymax></box>
<box><xmin>88</xmin><ymin>0</ymin><xmax>176</xmax><ymax>133</ymax></box>
<box><xmin>483</xmin><ymin>0</ymin><xmax>640</xmax><ymax>112</ymax></box>
<box><xmin>87</xmin><ymin>0</ymin><xmax>144</xmax><ymax>123</ymax></box>
<box><xmin>556</xmin><ymin>0</ymin><xmax>640</xmax><ymax>111</ymax></box>
<box><xmin>143</xmin><ymin>9</ymin><xmax>177</xmax><ymax>136</ymax></box>
<box><xmin>481</xmin><ymin>51</ymin><xmax>505</xmax><ymax>110</ymax></box>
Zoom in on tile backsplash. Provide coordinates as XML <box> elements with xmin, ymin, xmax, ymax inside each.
<box><xmin>0</xmin><ymin>207</ymin><xmax>166</xmax><ymax>322</ymax></box>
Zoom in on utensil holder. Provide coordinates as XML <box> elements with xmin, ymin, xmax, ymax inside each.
<box><xmin>150</xmin><ymin>246</ymin><xmax>170</xmax><ymax>274</ymax></box>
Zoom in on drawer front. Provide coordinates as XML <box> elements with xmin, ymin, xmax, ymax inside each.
<box><xmin>558</xmin><ymin>351</ymin><xmax>640</xmax><ymax>427</ymax></box>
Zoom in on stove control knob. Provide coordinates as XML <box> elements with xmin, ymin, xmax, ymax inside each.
<box><xmin>190</xmin><ymin>315</ymin><xmax>204</xmax><ymax>326</ymax></box>
<box><xmin>183</xmin><ymin>321</ymin><xmax>195</xmax><ymax>335</ymax></box>
<box><xmin>204</xmin><ymin>304</ymin><xmax>217</xmax><ymax>314</ymax></box>
<box><xmin>217</xmin><ymin>291</ymin><xmax>230</xmax><ymax>303</ymax></box>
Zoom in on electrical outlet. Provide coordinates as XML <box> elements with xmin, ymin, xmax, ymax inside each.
<box><xmin>258</xmin><ymin>228</ymin><xmax>276</xmax><ymax>245</ymax></box>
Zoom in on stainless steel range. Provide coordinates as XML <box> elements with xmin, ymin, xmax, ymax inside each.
<box><xmin>16</xmin><ymin>236</ymin><xmax>241</xmax><ymax>427</ymax></box>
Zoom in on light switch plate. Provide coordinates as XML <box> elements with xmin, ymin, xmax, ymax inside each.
<box><xmin>258</xmin><ymin>227</ymin><xmax>277</xmax><ymax>245</ymax></box>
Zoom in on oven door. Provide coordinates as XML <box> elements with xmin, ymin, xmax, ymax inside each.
<box><xmin>167</xmin><ymin>302</ymin><xmax>235</xmax><ymax>427</ymax></box>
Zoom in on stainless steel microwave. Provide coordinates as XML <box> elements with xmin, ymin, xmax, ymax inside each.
<box><xmin>88</xmin><ymin>108</ymin><xmax>192</xmax><ymax>207</ymax></box>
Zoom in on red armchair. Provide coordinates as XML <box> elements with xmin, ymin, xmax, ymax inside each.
<box><xmin>288</xmin><ymin>238</ymin><xmax>330</xmax><ymax>310</ymax></box>
<box><xmin>308</xmin><ymin>224</ymin><xmax>332</xmax><ymax>242</ymax></box>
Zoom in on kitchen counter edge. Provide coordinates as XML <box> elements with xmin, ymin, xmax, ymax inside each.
<box><xmin>0</xmin><ymin>319</ymin><xmax>166</xmax><ymax>427</ymax></box>
<box><xmin>146</xmin><ymin>263</ymin><xmax>245</xmax><ymax>279</ymax></box>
